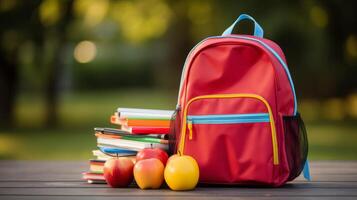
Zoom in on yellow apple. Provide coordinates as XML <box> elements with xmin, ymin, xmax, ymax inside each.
<box><xmin>164</xmin><ymin>155</ymin><xmax>199</xmax><ymax>191</ymax></box>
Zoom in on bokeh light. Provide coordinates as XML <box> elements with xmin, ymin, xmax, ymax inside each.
<box><xmin>73</xmin><ymin>40</ymin><xmax>97</xmax><ymax>63</ymax></box>
<box><xmin>74</xmin><ymin>0</ymin><xmax>109</xmax><ymax>27</ymax></box>
<box><xmin>347</xmin><ymin>93</ymin><xmax>357</xmax><ymax>118</ymax></box>
<box><xmin>310</xmin><ymin>6</ymin><xmax>328</xmax><ymax>28</ymax></box>
<box><xmin>188</xmin><ymin>1</ymin><xmax>213</xmax><ymax>39</ymax></box>
<box><xmin>39</xmin><ymin>0</ymin><xmax>61</xmax><ymax>26</ymax></box>
<box><xmin>346</xmin><ymin>35</ymin><xmax>357</xmax><ymax>59</ymax></box>
<box><xmin>111</xmin><ymin>0</ymin><xmax>171</xmax><ymax>44</ymax></box>
<box><xmin>322</xmin><ymin>98</ymin><xmax>344</xmax><ymax>120</ymax></box>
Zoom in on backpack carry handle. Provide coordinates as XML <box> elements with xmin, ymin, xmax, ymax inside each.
<box><xmin>222</xmin><ymin>14</ymin><xmax>264</xmax><ymax>38</ymax></box>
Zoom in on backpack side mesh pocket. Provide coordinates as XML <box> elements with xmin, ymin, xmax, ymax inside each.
<box><xmin>168</xmin><ymin>108</ymin><xmax>181</xmax><ymax>155</ymax></box>
<box><xmin>283</xmin><ymin>113</ymin><xmax>308</xmax><ymax>181</ymax></box>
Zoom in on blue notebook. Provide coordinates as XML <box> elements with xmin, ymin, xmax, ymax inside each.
<box><xmin>99</xmin><ymin>146</ymin><xmax>137</xmax><ymax>154</ymax></box>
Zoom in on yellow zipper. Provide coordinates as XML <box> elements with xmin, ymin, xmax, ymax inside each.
<box><xmin>177</xmin><ymin>93</ymin><xmax>279</xmax><ymax>165</ymax></box>
<box><xmin>187</xmin><ymin>120</ymin><xmax>193</xmax><ymax>140</ymax></box>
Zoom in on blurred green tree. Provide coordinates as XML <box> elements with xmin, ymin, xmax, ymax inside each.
<box><xmin>0</xmin><ymin>0</ymin><xmax>74</xmax><ymax>127</ymax></box>
<box><xmin>0</xmin><ymin>1</ymin><xmax>42</xmax><ymax>127</ymax></box>
<box><xmin>39</xmin><ymin>0</ymin><xmax>74</xmax><ymax>127</ymax></box>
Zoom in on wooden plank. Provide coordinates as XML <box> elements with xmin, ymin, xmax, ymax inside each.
<box><xmin>0</xmin><ymin>181</ymin><xmax>106</xmax><ymax>188</ymax></box>
<box><xmin>1</xmin><ymin>161</ymin><xmax>356</xmax><ymax>181</ymax></box>
<box><xmin>0</xmin><ymin>187</ymin><xmax>356</xmax><ymax>196</ymax></box>
<box><xmin>1</xmin><ymin>173</ymin><xmax>355</xmax><ymax>182</ymax></box>
<box><xmin>0</xmin><ymin>196</ymin><xmax>356</xmax><ymax>200</ymax></box>
<box><xmin>309</xmin><ymin>161</ymin><xmax>357</xmax><ymax>167</ymax></box>
<box><xmin>294</xmin><ymin>175</ymin><xmax>357</xmax><ymax>182</ymax></box>
<box><xmin>1</xmin><ymin>181</ymin><xmax>357</xmax><ymax>189</ymax></box>
<box><xmin>0</xmin><ymin>160</ymin><xmax>356</xmax><ymax>200</ymax></box>
<box><xmin>0</xmin><ymin>161</ymin><xmax>86</xmax><ymax>181</ymax></box>
<box><xmin>1</xmin><ymin>160</ymin><xmax>355</xmax><ymax>170</ymax></box>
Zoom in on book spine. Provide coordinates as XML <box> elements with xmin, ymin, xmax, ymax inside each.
<box><xmin>130</xmin><ymin>127</ymin><xmax>169</xmax><ymax>135</ymax></box>
<box><xmin>126</xmin><ymin>119</ymin><xmax>170</xmax><ymax>127</ymax></box>
<box><xmin>117</xmin><ymin>108</ymin><xmax>174</xmax><ymax>115</ymax></box>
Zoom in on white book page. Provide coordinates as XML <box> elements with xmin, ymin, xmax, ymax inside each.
<box><xmin>117</xmin><ymin>108</ymin><xmax>174</xmax><ymax>115</ymax></box>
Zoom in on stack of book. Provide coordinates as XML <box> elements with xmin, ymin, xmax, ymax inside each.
<box><xmin>111</xmin><ymin>108</ymin><xmax>173</xmax><ymax>134</ymax></box>
<box><xmin>82</xmin><ymin>108</ymin><xmax>173</xmax><ymax>184</ymax></box>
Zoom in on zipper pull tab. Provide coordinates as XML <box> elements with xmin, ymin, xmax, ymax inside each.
<box><xmin>188</xmin><ymin>120</ymin><xmax>193</xmax><ymax>140</ymax></box>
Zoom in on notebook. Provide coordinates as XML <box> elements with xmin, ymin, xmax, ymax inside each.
<box><xmin>118</xmin><ymin>112</ymin><xmax>172</xmax><ymax>120</ymax></box>
<box><xmin>95</xmin><ymin>127</ymin><xmax>167</xmax><ymax>138</ymax></box>
<box><xmin>121</xmin><ymin>126</ymin><xmax>170</xmax><ymax>135</ymax></box>
<box><xmin>92</xmin><ymin>150</ymin><xmax>112</xmax><ymax>160</ymax></box>
<box><xmin>98</xmin><ymin>146</ymin><xmax>137</xmax><ymax>155</ymax></box>
<box><xmin>110</xmin><ymin>114</ymin><xmax>121</xmax><ymax>125</ymax></box>
<box><xmin>97</xmin><ymin>137</ymin><xmax>168</xmax><ymax>151</ymax></box>
<box><xmin>117</xmin><ymin>108</ymin><xmax>174</xmax><ymax>116</ymax></box>
<box><xmin>116</xmin><ymin>108</ymin><xmax>173</xmax><ymax>126</ymax></box>
<box><xmin>118</xmin><ymin>119</ymin><xmax>170</xmax><ymax>127</ymax></box>
<box><xmin>112</xmin><ymin>113</ymin><xmax>172</xmax><ymax>128</ymax></box>
<box><xmin>89</xmin><ymin>160</ymin><xmax>105</xmax><ymax>173</ymax></box>
<box><xmin>82</xmin><ymin>172</ymin><xmax>105</xmax><ymax>181</ymax></box>
<box><xmin>96</xmin><ymin>132</ymin><xmax>168</xmax><ymax>144</ymax></box>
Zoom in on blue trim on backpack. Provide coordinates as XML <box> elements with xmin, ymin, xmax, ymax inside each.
<box><xmin>187</xmin><ymin>113</ymin><xmax>270</xmax><ymax>124</ymax></box>
<box><xmin>303</xmin><ymin>160</ymin><xmax>311</xmax><ymax>181</ymax></box>
<box><xmin>222</xmin><ymin>14</ymin><xmax>264</xmax><ymax>38</ymax></box>
<box><xmin>187</xmin><ymin>113</ymin><xmax>269</xmax><ymax>120</ymax></box>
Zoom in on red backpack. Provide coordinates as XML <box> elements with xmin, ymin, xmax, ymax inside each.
<box><xmin>170</xmin><ymin>14</ymin><xmax>310</xmax><ymax>186</ymax></box>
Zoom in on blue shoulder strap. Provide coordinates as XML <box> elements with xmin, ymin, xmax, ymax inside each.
<box><xmin>222</xmin><ymin>14</ymin><xmax>264</xmax><ymax>38</ymax></box>
<box><xmin>303</xmin><ymin>160</ymin><xmax>311</xmax><ymax>181</ymax></box>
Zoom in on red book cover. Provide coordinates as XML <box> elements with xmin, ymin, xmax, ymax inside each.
<box><xmin>82</xmin><ymin>172</ymin><xmax>105</xmax><ymax>181</ymax></box>
<box><xmin>122</xmin><ymin>126</ymin><xmax>170</xmax><ymax>134</ymax></box>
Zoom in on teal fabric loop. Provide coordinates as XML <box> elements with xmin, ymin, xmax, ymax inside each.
<box><xmin>303</xmin><ymin>160</ymin><xmax>311</xmax><ymax>181</ymax></box>
<box><xmin>222</xmin><ymin>14</ymin><xmax>264</xmax><ymax>38</ymax></box>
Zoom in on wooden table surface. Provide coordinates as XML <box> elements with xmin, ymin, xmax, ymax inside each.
<box><xmin>0</xmin><ymin>161</ymin><xmax>356</xmax><ymax>200</ymax></box>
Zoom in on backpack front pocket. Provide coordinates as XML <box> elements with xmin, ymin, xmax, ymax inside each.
<box><xmin>178</xmin><ymin>94</ymin><xmax>279</xmax><ymax>184</ymax></box>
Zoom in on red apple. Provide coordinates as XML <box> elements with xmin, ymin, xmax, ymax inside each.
<box><xmin>134</xmin><ymin>158</ymin><xmax>164</xmax><ymax>189</ymax></box>
<box><xmin>136</xmin><ymin>148</ymin><xmax>168</xmax><ymax>165</ymax></box>
<box><xmin>103</xmin><ymin>157</ymin><xmax>134</xmax><ymax>188</ymax></box>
